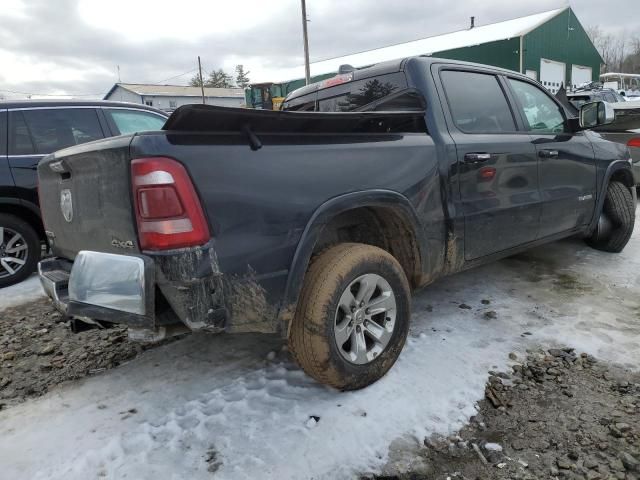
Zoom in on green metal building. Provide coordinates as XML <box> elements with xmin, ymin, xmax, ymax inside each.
<box><xmin>257</xmin><ymin>6</ymin><xmax>602</xmax><ymax>100</ymax></box>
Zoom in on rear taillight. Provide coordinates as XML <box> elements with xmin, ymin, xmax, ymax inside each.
<box><xmin>131</xmin><ymin>157</ymin><xmax>210</xmax><ymax>250</ymax></box>
<box><xmin>628</xmin><ymin>138</ymin><xmax>640</xmax><ymax>148</ymax></box>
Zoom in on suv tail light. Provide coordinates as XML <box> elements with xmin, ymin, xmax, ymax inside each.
<box><xmin>628</xmin><ymin>138</ymin><xmax>640</xmax><ymax>148</ymax></box>
<box><xmin>131</xmin><ymin>157</ymin><xmax>210</xmax><ymax>250</ymax></box>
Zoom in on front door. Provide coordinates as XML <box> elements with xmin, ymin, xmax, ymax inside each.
<box><xmin>506</xmin><ymin>78</ymin><xmax>596</xmax><ymax>239</ymax></box>
<box><xmin>440</xmin><ymin>69</ymin><xmax>541</xmax><ymax>260</ymax></box>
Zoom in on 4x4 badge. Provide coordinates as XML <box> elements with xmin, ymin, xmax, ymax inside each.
<box><xmin>60</xmin><ymin>189</ymin><xmax>73</xmax><ymax>223</ymax></box>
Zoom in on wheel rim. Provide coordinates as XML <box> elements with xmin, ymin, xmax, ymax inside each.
<box><xmin>334</xmin><ymin>273</ymin><xmax>397</xmax><ymax>365</ymax></box>
<box><xmin>0</xmin><ymin>227</ymin><xmax>28</xmax><ymax>279</ymax></box>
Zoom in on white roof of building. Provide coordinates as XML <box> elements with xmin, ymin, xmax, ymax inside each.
<box><xmin>112</xmin><ymin>83</ymin><xmax>245</xmax><ymax>98</ymax></box>
<box><xmin>262</xmin><ymin>7</ymin><xmax>567</xmax><ymax>83</ymax></box>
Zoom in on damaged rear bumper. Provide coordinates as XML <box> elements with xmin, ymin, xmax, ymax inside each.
<box><xmin>38</xmin><ymin>241</ymin><xmax>229</xmax><ymax>338</ymax></box>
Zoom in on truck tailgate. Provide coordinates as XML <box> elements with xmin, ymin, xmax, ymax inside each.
<box><xmin>37</xmin><ymin>135</ymin><xmax>141</xmax><ymax>260</ymax></box>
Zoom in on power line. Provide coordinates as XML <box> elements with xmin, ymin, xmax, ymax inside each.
<box><xmin>147</xmin><ymin>67</ymin><xmax>199</xmax><ymax>85</ymax></box>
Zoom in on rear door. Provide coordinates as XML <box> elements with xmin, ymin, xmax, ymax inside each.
<box><xmin>506</xmin><ymin>78</ymin><xmax>596</xmax><ymax>238</ymax></box>
<box><xmin>8</xmin><ymin>107</ymin><xmax>106</xmax><ymax>206</ymax></box>
<box><xmin>439</xmin><ymin>68</ymin><xmax>541</xmax><ymax>260</ymax></box>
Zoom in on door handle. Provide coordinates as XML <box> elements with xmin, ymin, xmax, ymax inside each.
<box><xmin>464</xmin><ymin>152</ymin><xmax>492</xmax><ymax>164</ymax></box>
<box><xmin>538</xmin><ymin>149</ymin><xmax>559</xmax><ymax>158</ymax></box>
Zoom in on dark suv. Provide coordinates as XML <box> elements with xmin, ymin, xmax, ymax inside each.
<box><xmin>0</xmin><ymin>100</ymin><xmax>168</xmax><ymax>287</ymax></box>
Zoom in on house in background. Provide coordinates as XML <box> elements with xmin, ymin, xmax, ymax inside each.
<box><xmin>104</xmin><ymin>83</ymin><xmax>245</xmax><ymax>112</ymax></box>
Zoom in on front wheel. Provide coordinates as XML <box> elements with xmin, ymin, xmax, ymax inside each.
<box><xmin>288</xmin><ymin>243</ymin><xmax>411</xmax><ymax>390</ymax></box>
<box><xmin>586</xmin><ymin>181</ymin><xmax>635</xmax><ymax>253</ymax></box>
<box><xmin>0</xmin><ymin>214</ymin><xmax>41</xmax><ymax>288</ymax></box>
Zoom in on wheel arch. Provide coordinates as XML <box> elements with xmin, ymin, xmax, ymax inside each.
<box><xmin>589</xmin><ymin>160</ymin><xmax>636</xmax><ymax>232</ymax></box>
<box><xmin>0</xmin><ymin>198</ymin><xmax>45</xmax><ymax>241</ymax></box>
<box><xmin>277</xmin><ymin>189</ymin><xmax>427</xmax><ymax>333</ymax></box>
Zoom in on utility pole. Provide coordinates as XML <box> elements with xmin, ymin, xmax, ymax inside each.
<box><xmin>300</xmin><ymin>0</ymin><xmax>311</xmax><ymax>85</ymax></box>
<box><xmin>197</xmin><ymin>56</ymin><xmax>206</xmax><ymax>104</ymax></box>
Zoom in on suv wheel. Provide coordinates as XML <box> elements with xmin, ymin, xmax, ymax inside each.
<box><xmin>0</xmin><ymin>214</ymin><xmax>41</xmax><ymax>288</ymax></box>
<box><xmin>586</xmin><ymin>181</ymin><xmax>635</xmax><ymax>253</ymax></box>
<box><xmin>289</xmin><ymin>243</ymin><xmax>410</xmax><ymax>390</ymax></box>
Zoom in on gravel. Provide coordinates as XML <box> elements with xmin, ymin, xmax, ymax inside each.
<box><xmin>366</xmin><ymin>348</ymin><xmax>640</xmax><ymax>480</ymax></box>
<box><xmin>0</xmin><ymin>298</ymin><xmax>172</xmax><ymax>408</ymax></box>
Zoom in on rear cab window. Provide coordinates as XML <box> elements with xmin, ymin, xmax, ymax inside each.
<box><xmin>440</xmin><ymin>70</ymin><xmax>517</xmax><ymax>133</ymax></box>
<box><xmin>283</xmin><ymin>71</ymin><xmax>424</xmax><ymax>113</ymax></box>
<box><xmin>317</xmin><ymin>72</ymin><xmax>411</xmax><ymax>112</ymax></box>
<box><xmin>104</xmin><ymin>108</ymin><xmax>166</xmax><ymax>135</ymax></box>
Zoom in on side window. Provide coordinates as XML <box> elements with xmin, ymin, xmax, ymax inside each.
<box><xmin>0</xmin><ymin>111</ymin><xmax>7</xmax><ymax>156</ymax></box>
<box><xmin>169</xmin><ymin>100</ymin><xmax>177</xmax><ymax>109</ymax></box>
<box><xmin>508</xmin><ymin>79</ymin><xmax>566</xmax><ymax>134</ymax></box>
<box><xmin>105</xmin><ymin>109</ymin><xmax>166</xmax><ymax>135</ymax></box>
<box><xmin>19</xmin><ymin>108</ymin><xmax>104</xmax><ymax>154</ymax></box>
<box><xmin>441</xmin><ymin>70</ymin><xmax>516</xmax><ymax>133</ymax></box>
<box><xmin>317</xmin><ymin>73</ymin><xmax>407</xmax><ymax>112</ymax></box>
<box><xmin>8</xmin><ymin>112</ymin><xmax>36</xmax><ymax>155</ymax></box>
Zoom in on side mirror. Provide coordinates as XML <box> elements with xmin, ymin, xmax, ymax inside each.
<box><xmin>579</xmin><ymin>101</ymin><xmax>615</xmax><ymax>129</ymax></box>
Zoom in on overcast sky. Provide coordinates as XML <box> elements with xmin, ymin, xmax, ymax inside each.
<box><xmin>0</xmin><ymin>0</ymin><xmax>636</xmax><ymax>99</ymax></box>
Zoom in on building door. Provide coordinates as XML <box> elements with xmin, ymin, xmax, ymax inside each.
<box><xmin>540</xmin><ymin>58</ymin><xmax>566</xmax><ymax>94</ymax></box>
<box><xmin>526</xmin><ymin>70</ymin><xmax>537</xmax><ymax>81</ymax></box>
<box><xmin>440</xmin><ymin>69</ymin><xmax>541</xmax><ymax>260</ymax></box>
<box><xmin>571</xmin><ymin>65</ymin><xmax>592</xmax><ymax>89</ymax></box>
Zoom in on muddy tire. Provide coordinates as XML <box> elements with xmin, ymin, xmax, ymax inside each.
<box><xmin>288</xmin><ymin>243</ymin><xmax>410</xmax><ymax>390</ymax></box>
<box><xmin>586</xmin><ymin>181</ymin><xmax>635</xmax><ymax>253</ymax></box>
<box><xmin>0</xmin><ymin>214</ymin><xmax>40</xmax><ymax>288</ymax></box>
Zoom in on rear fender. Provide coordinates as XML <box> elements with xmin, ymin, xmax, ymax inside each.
<box><xmin>277</xmin><ymin>189</ymin><xmax>426</xmax><ymax>333</ymax></box>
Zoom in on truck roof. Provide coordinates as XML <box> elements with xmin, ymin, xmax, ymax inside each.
<box><xmin>284</xmin><ymin>56</ymin><xmax>526</xmax><ymax>103</ymax></box>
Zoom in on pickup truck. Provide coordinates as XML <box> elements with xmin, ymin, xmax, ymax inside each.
<box><xmin>37</xmin><ymin>57</ymin><xmax>637</xmax><ymax>390</ymax></box>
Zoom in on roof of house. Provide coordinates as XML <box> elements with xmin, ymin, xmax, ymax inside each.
<box><xmin>259</xmin><ymin>7</ymin><xmax>568</xmax><ymax>83</ymax></box>
<box><xmin>104</xmin><ymin>83</ymin><xmax>245</xmax><ymax>100</ymax></box>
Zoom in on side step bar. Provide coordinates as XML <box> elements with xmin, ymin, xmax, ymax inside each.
<box><xmin>38</xmin><ymin>257</ymin><xmax>73</xmax><ymax>314</ymax></box>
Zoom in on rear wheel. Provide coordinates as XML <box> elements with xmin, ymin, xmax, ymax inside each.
<box><xmin>586</xmin><ymin>181</ymin><xmax>635</xmax><ymax>253</ymax></box>
<box><xmin>288</xmin><ymin>243</ymin><xmax>411</xmax><ymax>390</ymax></box>
<box><xmin>0</xmin><ymin>214</ymin><xmax>40</xmax><ymax>288</ymax></box>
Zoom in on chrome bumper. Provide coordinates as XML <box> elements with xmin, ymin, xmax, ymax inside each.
<box><xmin>38</xmin><ymin>251</ymin><xmax>155</xmax><ymax>328</ymax></box>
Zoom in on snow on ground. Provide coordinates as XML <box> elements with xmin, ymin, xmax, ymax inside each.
<box><xmin>1</xmin><ymin>229</ymin><xmax>639</xmax><ymax>479</ymax></box>
<box><xmin>0</xmin><ymin>275</ymin><xmax>45</xmax><ymax>310</ymax></box>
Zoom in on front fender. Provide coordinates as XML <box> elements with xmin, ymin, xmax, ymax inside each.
<box><xmin>276</xmin><ymin>189</ymin><xmax>427</xmax><ymax>331</ymax></box>
<box><xmin>588</xmin><ymin>159</ymin><xmax>634</xmax><ymax>232</ymax></box>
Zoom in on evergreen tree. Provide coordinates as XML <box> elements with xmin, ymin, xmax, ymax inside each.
<box><xmin>235</xmin><ymin>65</ymin><xmax>251</xmax><ymax>89</ymax></box>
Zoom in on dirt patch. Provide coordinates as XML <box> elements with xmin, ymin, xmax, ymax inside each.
<box><xmin>0</xmin><ymin>299</ymin><xmax>174</xmax><ymax>408</ymax></box>
<box><xmin>366</xmin><ymin>348</ymin><xmax>640</xmax><ymax>480</ymax></box>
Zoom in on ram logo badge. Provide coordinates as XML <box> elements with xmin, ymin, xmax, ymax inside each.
<box><xmin>60</xmin><ymin>189</ymin><xmax>73</xmax><ymax>223</ymax></box>
<box><xmin>111</xmin><ymin>238</ymin><xmax>135</xmax><ymax>249</ymax></box>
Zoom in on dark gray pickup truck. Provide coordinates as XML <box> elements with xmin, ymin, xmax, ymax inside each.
<box><xmin>37</xmin><ymin>57</ymin><xmax>636</xmax><ymax>390</ymax></box>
